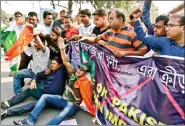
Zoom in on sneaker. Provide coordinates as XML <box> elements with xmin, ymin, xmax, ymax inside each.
<box><xmin>92</xmin><ymin>117</ymin><xmax>99</xmax><ymax>125</ymax></box>
<box><xmin>1</xmin><ymin>101</ymin><xmax>10</xmax><ymax>109</ymax></box>
<box><xmin>1</xmin><ymin>110</ymin><xmax>7</xmax><ymax>120</ymax></box>
<box><xmin>13</xmin><ymin>119</ymin><xmax>28</xmax><ymax>125</ymax></box>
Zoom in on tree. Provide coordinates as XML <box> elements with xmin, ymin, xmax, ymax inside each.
<box><xmin>89</xmin><ymin>0</ymin><xmax>134</xmax><ymax>12</ymax></box>
<box><xmin>49</xmin><ymin>0</ymin><xmax>159</xmax><ymax>20</ymax></box>
<box><xmin>68</xmin><ymin>0</ymin><xmax>73</xmax><ymax>15</ymax></box>
<box><xmin>89</xmin><ymin>0</ymin><xmax>158</xmax><ymax>21</ymax></box>
<box><xmin>50</xmin><ymin>0</ymin><xmax>73</xmax><ymax>16</ymax></box>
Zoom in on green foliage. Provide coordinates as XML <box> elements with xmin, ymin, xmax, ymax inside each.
<box><xmin>91</xmin><ymin>0</ymin><xmax>134</xmax><ymax>11</ymax></box>
<box><xmin>90</xmin><ymin>0</ymin><xmax>158</xmax><ymax>22</ymax></box>
<box><xmin>49</xmin><ymin>0</ymin><xmax>159</xmax><ymax>21</ymax></box>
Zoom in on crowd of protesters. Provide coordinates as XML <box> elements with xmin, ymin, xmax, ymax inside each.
<box><xmin>1</xmin><ymin>0</ymin><xmax>184</xmax><ymax>125</ymax></box>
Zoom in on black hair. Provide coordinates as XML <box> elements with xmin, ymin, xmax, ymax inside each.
<box><xmin>93</xmin><ymin>9</ymin><xmax>107</xmax><ymax>17</ymax></box>
<box><xmin>109</xmin><ymin>10</ymin><xmax>125</xmax><ymax>22</ymax></box>
<box><xmin>51</xmin><ymin>56</ymin><xmax>63</xmax><ymax>64</ymax></box>
<box><xmin>129</xmin><ymin>14</ymin><xmax>134</xmax><ymax>20</ymax></box>
<box><xmin>43</xmin><ymin>11</ymin><xmax>53</xmax><ymax>19</ymax></box>
<box><xmin>79</xmin><ymin>9</ymin><xmax>91</xmax><ymax>17</ymax></box>
<box><xmin>40</xmin><ymin>36</ymin><xmax>46</xmax><ymax>45</ymax></box>
<box><xmin>170</xmin><ymin>14</ymin><xmax>185</xmax><ymax>26</ymax></box>
<box><xmin>64</xmin><ymin>15</ymin><xmax>73</xmax><ymax>21</ymax></box>
<box><xmin>51</xmin><ymin>26</ymin><xmax>66</xmax><ymax>38</ymax></box>
<box><xmin>9</xmin><ymin>17</ymin><xmax>14</xmax><ymax>22</ymax></box>
<box><xmin>155</xmin><ymin>14</ymin><xmax>169</xmax><ymax>25</ymax></box>
<box><xmin>14</xmin><ymin>11</ymin><xmax>23</xmax><ymax>16</ymax></box>
<box><xmin>60</xmin><ymin>10</ymin><xmax>66</xmax><ymax>14</ymax></box>
<box><xmin>28</xmin><ymin>12</ymin><xmax>37</xmax><ymax>17</ymax></box>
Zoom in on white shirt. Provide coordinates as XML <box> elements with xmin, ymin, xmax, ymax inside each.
<box><xmin>40</xmin><ymin>22</ymin><xmax>52</xmax><ymax>35</ymax></box>
<box><xmin>79</xmin><ymin>23</ymin><xmax>95</xmax><ymax>37</ymax></box>
<box><xmin>24</xmin><ymin>44</ymin><xmax>50</xmax><ymax>74</ymax></box>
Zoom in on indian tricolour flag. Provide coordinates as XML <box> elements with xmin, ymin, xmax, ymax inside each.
<box><xmin>1</xmin><ymin>20</ymin><xmax>30</xmax><ymax>75</ymax></box>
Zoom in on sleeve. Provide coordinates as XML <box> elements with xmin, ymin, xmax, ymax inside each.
<box><xmin>75</xmin><ymin>78</ymin><xmax>96</xmax><ymax>115</ymax></box>
<box><xmin>33</xmin><ymin>71</ymin><xmax>46</xmax><ymax>80</ymax></box>
<box><xmin>131</xmin><ymin>33</ymin><xmax>147</xmax><ymax>51</ymax></box>
<box><xmin>100</xmin><ymin>29</ymin><xmax>111</xmax><ymax>41</ymax></box>
<box><xmin>141</xmin><ymin>0</ymin><xmax>155</xmax><ymax>35</ymax></box>
<box><xmin>41</xmin><ymin>46</ymin><xmax>50</xmax><ymax>60</ymax></box>
<box><xmin>92</xmin><ymin>26</ymin><xmax>97</xmax><ymax>35</ymax></box>
<box><xmin>45</xmin><ymin>34</ymin><xmax>51</xmax><ymax>46</ymax></box>
<box><xmin>134</xmin><ymin>20</ymin><xmax>167</xmax><ymax>49</ymax></box>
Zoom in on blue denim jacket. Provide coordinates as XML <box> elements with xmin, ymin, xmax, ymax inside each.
<box><xmin>142</xmin><ymin>0</ymin><xmax>155</xmax><ymax>35</ymax></box>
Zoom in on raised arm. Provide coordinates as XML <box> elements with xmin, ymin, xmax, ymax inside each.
<box><xmin>57</xmin><ymin>37</ymin><xmax>74</xmax><ymax>73</ymax></box>
<box><xmin>34</xmin><ymin>35</ymin><xmax>46</xmax><ymax>52</ymax></box>
<box><xmin>141</xmin><ymin>0</ymin><xmax>155</xmax><ymax>35</ymax></box>
<box><xmin>134</xmin><ymin>19</ymin><xmax>166</xmax><ymax>49</ymax></box>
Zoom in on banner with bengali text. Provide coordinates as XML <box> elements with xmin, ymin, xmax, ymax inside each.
<box><xmin>69</xmin><ymin>41</ymin><xmax>185</xmax><ymax>125</ymax></box>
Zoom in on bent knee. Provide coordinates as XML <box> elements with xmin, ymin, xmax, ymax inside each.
<box><xmin>40</xmin><ymin>94</ymin><xmax>53</xmax><ymax>100</ymax></box>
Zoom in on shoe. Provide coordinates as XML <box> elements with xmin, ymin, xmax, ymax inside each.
<box><xmin>1</xmin><ymin>110</ymin><xmax>7</xmax><ymax>120</ymax></box>
<box><xmin>92</xmin><ymin>117</ymin><xmax>99</xmax><ymax>125</ymax></box>
<box><xmin>13</xmin><ymin>119</ymin><xmax>28</xmax><ymax>125</ymax></box>
<box><xmin>1</xmin><ymin>101</ymin><xmax>10</xmax><ymax>109</ymax></box>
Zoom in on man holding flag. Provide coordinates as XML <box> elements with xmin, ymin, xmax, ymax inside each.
<box><xmin>6</xmin><ymin>35</ymin><xmax>50</xmax><ymax>95</ymax></box>
<box><xmin>1</xmin><ymin>11</ymin><xmax>25</xmax><ymax>76</ymax></box>
<box><xmin>4</xmin><ymin>12</ymin><xmax>45</xmax><ymax>88</ymax></box>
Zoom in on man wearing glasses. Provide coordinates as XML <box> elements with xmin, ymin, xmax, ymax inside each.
<box><xmin>133</xmin><ymin>13</ymin><xmax>184</xmax><ymax>57</ymax></box>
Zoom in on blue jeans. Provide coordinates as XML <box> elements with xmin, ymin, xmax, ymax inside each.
<box><xmin>28</xmin><ymin>94</ymin><xmax>79</xmax><ymax>125</ymax></box>
<box><xmin>8</xmin><ymin>88</ymin><xmax>44</xmax><ymax>107</ymax></box>
<box><xmin>13</xmin><ymin>68</ymin><xmax>35</xmax><ymax>94</ymax></box>
<box><xmin>7</xmin><ymin>102</ymin><xmax>37</xmax><ymax>116</ymax></box>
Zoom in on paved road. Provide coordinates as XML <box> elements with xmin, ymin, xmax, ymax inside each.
<box><xmin>1</xmin><ymin>48</ymin><xmax>94</xmax><ymax>125</ymax></box>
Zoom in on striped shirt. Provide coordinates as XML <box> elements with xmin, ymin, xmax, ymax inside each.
<box><xmin>100</xmin><ymin>26</ymin><xmax>147</xmax><ymax>52</ymax></box>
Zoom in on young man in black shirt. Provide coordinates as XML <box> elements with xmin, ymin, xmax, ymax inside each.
<box><xmin>92</xmin><ymin>9</ymin><xmax>110</xmax><ymax>36</ymax></box>
<box><xmin>45</xmin><ymin>27</ymin><xmax>66</xmax><ymax>59</ymax></box>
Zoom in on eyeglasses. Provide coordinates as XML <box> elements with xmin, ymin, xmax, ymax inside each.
<box><xmin>15</xmin><ymin>16</ymin><xmax>21</xmax><ymax>18</ymax></box>
<box><xmin>166</xmin><ymin>24</ymin><xmax>183</xmax><ymax>28</ymax></box>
